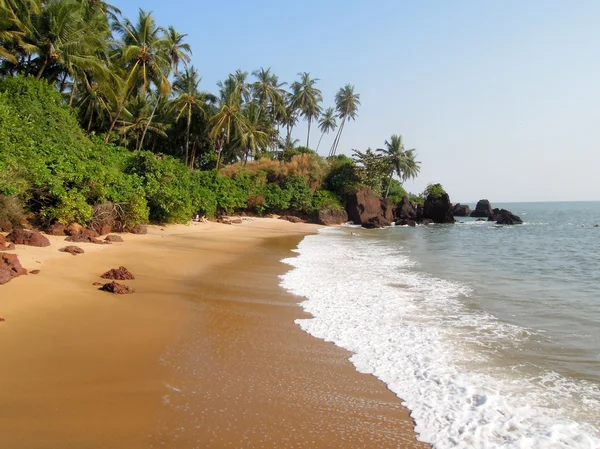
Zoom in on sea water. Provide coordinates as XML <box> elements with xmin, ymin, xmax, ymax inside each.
<box><xmin>280</xmin><ymin>202</ymin><xmax>600</xmax><ymax>448</ymax></box>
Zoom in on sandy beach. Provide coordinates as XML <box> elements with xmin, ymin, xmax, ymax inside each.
<box><xmin>0</xmin><ymin>219</ymin><xmax>428</xmax><ymax>448</ymax></box>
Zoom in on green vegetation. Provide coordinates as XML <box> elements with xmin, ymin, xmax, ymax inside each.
<box><xmin>0</xmin><ymin>1</ymin><xmax>424</xmax><ymax>227</ymax></box>
<box><xmin>423</xmin><ymin>183</ymin><xmax>447</xmax><ymax>200</ymax></box>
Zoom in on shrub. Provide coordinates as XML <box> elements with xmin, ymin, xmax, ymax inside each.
<box><xmin>388</xmin><ymin>179</ymin><xmax>408</xmax><ymax>204</ymax></box>
<box><xmin>423</xmin><ymin>183</ymin><xmax>447</xmax><ymax>200</ymax></box>
<box><xmin>313</xmin><ymin>190</ymin><xmax>343</xmax><ymax>211</ymax></box>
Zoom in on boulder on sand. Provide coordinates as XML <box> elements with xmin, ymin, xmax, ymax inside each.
<box><xmin>489</xmin><ymin>208</ymin><xmax>523</xmax><ymax>225</ymax></box>
<box><xmin>65</xmin><ymin>234</ymin><xmax>104</xmax><ymax>244</ymax></box>
<box><xmin>452</xmin><ymin>203</ymin><xmax>471</xmax><ymax>217</ymax></box>
<box><xmin>130</xmin><ymin>224</ymin><xmax>148</xmax><ymax>235</ymax></box>
<box><xmin>317</xmin><ymin>209</ymin><xmax>348</xmax><ymax>226</ymax></box>
<box><xmin>101</xmin><ymin>266</ymin><xmax>135</xmax><ymax>280</ymax></box>
<box><xmin>98</xmin><ymin>281</ymin><xmax>134</xmax><ymax>295</ymax></box>
<box><xmin>278</xmin><ymin>215</ymin><xmax>303</xmax><ymax>224</ymax></box>
<box><xmin>362</xmin><ymin>216</ymin><xmax>392</xmax><ymax>229</ymax></box>
<box><xmin>65</xmin><ymin>223</ymin><xmax>84</xmax><ymax>236</ymax></box>
<box><xmin>0</xmin><ymin>252</ymin><xmax>27</xmax><ymax>285</ymax></box>
<box><xmin>470</xmin><ymin>200</ymin><xmax>494</xmax><ymax>218</ymax></box>
<box><xmin>45</xmin><ymin>223</ymin><xmax>66</xmax><ymax>236</ymax></box>
<box><xmin>105</xmin><ymin>234</ymin><xmax>124</xmax><ymax>243</ymax></box>
<box><xmin>59</xmin><ymin>246</ymin><xmax>85</xmax><ymax>255</ymax></box>
<box><xmin>6</xmin><ymin>229</ymin><xmax>51</xmax><ymax>247</ymax></box>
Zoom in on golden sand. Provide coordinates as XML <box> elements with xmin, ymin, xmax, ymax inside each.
<box><xmin>0</xmin><ymin>219</ymin><xmax>428</xmax><ymax>448</ymax></box>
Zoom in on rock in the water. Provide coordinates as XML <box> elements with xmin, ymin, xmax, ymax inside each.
<box><xmin>423</xmin><ymin>192</ymin><xmax>455</xmax><ymax>223</ymax></box>
<box><xmin>317</xmin><ymin>209</ymin><xmax>348</xmax><ymax>226</ymax></box>
<box><xmin>395</xmin><ymin>219</ymin><xmax>416</xmax><ymax>227</ymax></box>
<box><xmin>489</xmin><ymin>208</ymin><xmax>523</xmax><ymax>225</ymax></box>
<box><xmin>395</xmin><ymin>196</ymin><xmax>417</xmax><ymax>220</ymax></box>
<box><xmin>105</xmin><ymin>234</ymin><xmax>124</xmax><ymax>243</ymax></box>
<box><xmin>6</xmin><ymin>229</ymin><xmax>51</xmax><ymax>247</ymax></box>
<box><xmin>101</xmin><ymin>266</ymin><xmax>135</xmax><ymax>280</ymax></box>
<box><xmin>65</xmin><ymin>223</ymin><xmax>84</xmax><ymax>236</ymax></box>
<box><xmin>98</xmin><ymin>281</ymin><xmax>134</xmax><ymax>295</ymax></box>
<box><xmin>59</xmin><ymin>246</ymin><xmax>85</xmax><ymax>255</ymax></box>
<box><xmin>0</xmin><ymin>252</ymin><xmax>27</xmax><ymax>285</ymax></box>
<box><xmin>65</xmin><ymin>234</ymin><xmax>104</xmax><ymax>244</ymax></box>
<box><xmin>45</xmin><ymin>223</ymin><xmax>66</xmax><ymax>236</ymax></box>
<box><xmin>470</xmin><ymin>200</ymin><xmax>494</xmax><ymax>218</ymax></box>
<box><xmin>452</xmin><ymin>203</ymin><xmax>471</xmax><ymax>217</ymax></box>
<box><xmin>130</xmin><ymin>224</ymin><xmax>148</xmax><ymax>234</ymax></box>
<box><xmin>422</xmin><ymin>219</ymin><xmax>434</xmax><ymax>225</ymax></box>
<box><xmin>346</xmin><ymin>188</ymin><xmax>392</xmax><ymax>225</ymax></box>
<box><xmin>362</xmin><ymin>216</ymin><xmax>392</xmax><ymax>229</ymax></box>
<box><xmin>476</xmin><ymin>218</ymin><xmax>486</xmax><ymax>222</ymax></box>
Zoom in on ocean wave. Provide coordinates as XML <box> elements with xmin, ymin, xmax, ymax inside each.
<box><xmin>280</xmin><ymin>228</ymin><xmax>600</xmax><ymax>449</ymax></box>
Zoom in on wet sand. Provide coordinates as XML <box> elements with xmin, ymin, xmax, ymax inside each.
<box><xmin>0</xmin><ymin>219</ymin><xmax>428</xmax><ymax>448</ymax></box>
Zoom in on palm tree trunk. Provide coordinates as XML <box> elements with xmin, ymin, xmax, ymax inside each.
<box><xmin>137</xmin><ymin>99</ymin><xmax>160</xmax><ymax>152</ymax></box>
<box><xmin>306</xmin><ymin>118</ymin><xmax>311</xmax><ymax>148</ymax></box>
<box><xmin>105</xmin><ymin>86</ymin><xmax>135</xmax><ymax>143</ymax></box>
<box><xmin>332</xmin><ymin>119</ymin><xmax>346</xmax><ymax>156</ymax></box>
<box><xmin>59</xmin><ymin>73</ymin><xmax>68</xmax><ymax>93</ymax></box>
<box><xmin>68</xmin><ymin>79</ymin><xmax>77</xmax><ymax>107</ymax></box>
<box><xmin>329</xmin><ymin>120</ymin><xmax>344</xmax><ymax>157</ymax></box>
<box><xmin>216</xmin><ymin>136</ymin><xmax>225</xmax><ymax>170</ymax></box>
<box><xmin>35</xmin><ymin>56</ymin><xmax>49</xmax><ymax>80</ymax></box>
<box><xmin>87</xmin><ymin>111</ymin><xmax>94</xmax><ymax>133</ymax></box>
<box><xmin>385</xmin><ymin>171</ymin><xmax>394</xmax><ymax>198</ymax></box>
<box><xmin>184</xmin><ymin>107</ymin><xmax>191</xmax><ymax>167</ymax></box>
<box><xmin>316</xmin><ymin>131</ymin><xmax>325</xmax><ymax>153</ymax></box>
<box><xmin>190</xmin><ymin>140</ymin><xmax>197</xmax><ymax>169</ymax></box>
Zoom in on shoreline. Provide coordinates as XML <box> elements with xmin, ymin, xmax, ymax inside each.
<box><xmin>0</xmin><ymin>219</ymin><xmax>427</xmax><ymax>448</ymax></box>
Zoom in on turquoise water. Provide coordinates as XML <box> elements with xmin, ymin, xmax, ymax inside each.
<box><xmin>281</xmin><ymin>201</ymin><xmax>600</xmax><ymax>448</ymax></box>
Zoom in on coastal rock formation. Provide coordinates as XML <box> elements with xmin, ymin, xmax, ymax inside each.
<box><xmin>489</xmin><ymin>209</ymin><xmax>523</xmax><ymax>225</ymax></box>
<box><xmin>317</xmin><ymin>209</ymin><xmax>348</xmax><ymax>226</ymax></box>
<box><xmin>65</xmin><ymin>223</ymin><xmax>84</xmax><ymax>236</ymax></box>
<box><xmin>452</xmin><ymin>203</ymin><xmax>471</xmax><ymax>217</ymax></box>
<box><xmin>470</xmin><ymin>200</ymin><xmax>494</xmax><ymax>218</ymax></box>
<box><xmin>45</xmin><ymin>223</ymin><xmax>66</xmax><ymax>236</ymax></box>
<box><xmin>105</xmin><ymin>235</ymin><xmax>124</xmax><ymax>243</ymax></box>
<box><xmin>101</xmin><ymin>266</ymin><xmax>135</xmax><ymax>280</ymax></box>
<box><xmin>423</xmin><ymin>193</ymin><xmax>455</xmax><ymax>223</ymax></box>
<box><xmin>0</xmin><ymin>235</ymin><xmax>6</xmax><ymax>251</ymax></box>
<box><xmin>65</xmin><ymin>234</ymin><xmax>104</xmax><ymax>244</ymax></box>
<box><xmin>395</xmin><ymin>219</ymin><xmax>417</xmax><ymax>227</ymax></box>
<box><xmin>59</xmin><ymin>246</ymin><xmax>85</xmax><ymax>255</ymax></box>
<box><xmin>0</xmin><ymin>252</ymin><xmax>27</xmax><ymax>285</ymax></box>
<box><xmin>346</xmin><ymin>188</ymin><xmax>392</xmax><ymax>225</ymax></box>
<box><xmin>6</xmin><ymin>229</ymin><xmax>51</xmax><ymax>247</ymax></box>
<box><xmin>0</xmin><ymin>220</ymin><xmax>12</xmax><ymax>232</ymax></box>
<box><xmin>279</xmin><ymin>215</ymin><xmax>304</xmax><ymax>224</ymax></box>
<box><xmin>130</xmin><ymin>224</ymin><xmax>148</xmax><ymax>235</ymax></box>
<box><xmin>395</xmin><ymin>196</ymin><xmax>417</xmax><ymax>220</ymax></box>
<box><xmin>362</xmin><ymin>216</ymin><xmax>392</xmax><ymax>229</ymax></box>
<box><xmin>98</xmin><ymin>281</ymin><xmax>134</xmax><ymax>295</ymax></box>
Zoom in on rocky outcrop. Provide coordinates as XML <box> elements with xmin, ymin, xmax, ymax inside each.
<box><xmin>395</xmin><ymin>219</ymin><xmax>417</xmax><ymax>227</ymax></box>
<box><xmin>346</xmin><ymin>188</ymin><xmax>393</xmax><ymax>225</ymax></box>
<box><xmin>423</xmin><ymin>193</ymin><xmax>455</xmax><ymax>224</ymax></box>
<box><xmin>0</xmin><ymin>252</ymin><xmax>27</xmax><ymax>285</ymax></box>
<box><xmin>0</xmin><ymin>235</ymin><xmax>6</xmax><ymax>251</ymax></box>
<box><xmin>0</xmin><ymin>220</ymin><xmax>13</xmax><ymax>232</ymax></box>
<box><xmin>6</xmin><ymin>229</ymin><xmax>51</xmax><ymax>247</ymax></box>
<box><xmin>65</xmin><ymin>234</ymin><xmax>104</xmax><ymax>244</ymax></box>
<box><xmin>362</xmin><ymin>216</ymin><xmax>392</xmax><ymax>229</ymax></box>
<box><xmin>59</xmin><ymin>246</ymin><xmax>85</xmax><ymax>255</ymax></box>
<box><xmin>317</xmin><ymin>209</ymin><xmax>348</xmax><ymax>226</ymax></box>
<box><xmin>45</xmin><ymin>223</ymin><xmax>66</xmax><ymax>236</ymax></box>
<box><xmin>470</xmin><ymin>200</ymin><xmax>494</xmax><ymax>218</ymax></box>
<box><xmin>130</xmin><ymin>224</ymin><xmax>148</xmax><ymax>235</ymax></box>
<box><xmin>452</xmin><ymin>203</ymin><xmax>471</xmax><ymax>217</ymax></box>
<box><xmin>65</xmin><ymin>223</ymin><xmax>84</xmax><ymax>236</ymax></box>
<box><xmin>278</xmin><ymin>215</ymin><xmax>304</xmax><ymax>224</ymax></box>
<box><xmin>105</xmin><ymin>235</ymin><xmax>124</xmax><ymax>243</ymax></box>
<box><xmin>98</xmin><ymin>281</ymin><xmax>134</xmax><ymax>295</ymax></box>
<box><xmin>101</xmin><ymin>266</ymin><xmax>135</xmax><ymax>280</ymax></box>
<box><xmin>489</xmin><ymin>208</ymin><xmax>523</xmax><ymax>225</ymax></box>
<box><xmin>395</xmin><ymin>196</ymin><xmax>417</xmax><ymax>220</ymax></box>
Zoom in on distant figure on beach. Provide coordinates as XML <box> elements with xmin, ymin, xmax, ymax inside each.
<box><xmin>201</xmin><ymin>215</ymin><xmax>208</xmax><ymax>223</ymax></box>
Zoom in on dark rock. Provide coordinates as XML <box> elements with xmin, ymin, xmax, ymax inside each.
<box><xmin>470</xmin><ymin>200</ymin><xmax>494</xmax><ymax>218</ymax></box>
<box><xmin>279</xmin><ymin>215</ymin><xmax>304</xmax><ymax>224</ymax></box>
<box><xmin>0</xmin><ymin>317</ymin><xmax>5</xmax><ymax>322</ymax></box>
<box><xmin>93</xmin><ymin>223</ymin><xmax>113</xmax><ymax>236</ymax></box>
<box><xmin>65</xmin><ymin>234</ymin><xmax>104</xmax><ymax>244</ymax></box>
<box><xmin>0</xmin><ymin>252</ymin><xmax>28</xmax><ymax>285</ymax></box>
<box><xmin>101</xmin><ymin>266</ymin><xmax>135</xmax><ymax>280</ymax></box>
<box><xmin>82</xmin><ymin>228</ymin><xmax>99</xmax><ymax>238</ymax></box>
<box><xmin>98</xmin><ymin>281</ymin><xmax>134</xmax><ymax>295</ymax></box>
<box><xmin>416</xmin><ymin>204</ymin><xmax>424</xmax><ymax>220</ymax></box>
<box><xmin>395</xmin><ymin>219</ymin><xmax>416</xmax><ymax>227</ymax></box>
<box><xmin>395</xmin><ymin>196</ymin><xmax>417</xmax><ymax>220</ymax></box>
<box><xmin>45</xmin><ymin>223</ymin><xmax>66</xmax><ymax>236</ymax></box>
<box><xmin>317</xmin><ymin>209</ymin><xmax>348</xmax><ymax>226</ymax></box>
<box><xmin>6</xmin><ymin>229</ymin><xmax>51</xmax><ymax>247</ymax></box>
<box><xmin>59</xmin><ymin>246</ymin><xmax>85</xmax><ymax>255</ymax></box>
<box><xmin>423</xmin><ymin>193</ymin><xmax>455</xmax><ymax>224</ymax></box>
<box><xmin>452</xmin><ymin>203</ymin><xmax>471</xmax><ymax>217</ymax></box>
<box><xmin>0</xmin><ymin>220</ymin><xmax>13</xmax><ymax>232</ymax></box>
<box><xmin>29</xmin><ymin>270</ymin><xmax>40</xmax><ymax>275</ymax></box>
<box><xmin>105</xmin><ymin>235</ymin><xmax>124</xmax><ymax>243</ymax></box>
<box><xmin>346</xmin><ymin>188</ymin><xmax>391</xmax><ymax>225</ymax></box>
<box><xmin>362</xmin><ymin>216</ymin><xmax>392</xmax><ymax>229</ymax></box>
<box><xmin>65</xmin><ymin>223</ymin><xmax>84</xmax><ymax>236</ymax></box>
<box><xmin>422</xmin><ymin>219</ymin><xmax>434</xmax><ymax>225</ymax></box>
<box><xmin>476</xmin><ymin>218</ymin><xmax>486</xmax><ymax>222</ymax></box>
<box><xmin>130</xmin><ymin>224</ymin><xmax>148</xmax><ymax>235</ymax></box>
<box><xmin>489</xmin><ymin>208</ymin><xmax>523</xmax><ymax>225</ymax></box>
<box><xmin>0</xmin><ymin>235</ymin><xmax>6</xmax><ymax>251</ymax></box>
<box><xmin>380</xmin><ymin>198</ymin><xmax>395</xmax><ymax>222</ymax></box>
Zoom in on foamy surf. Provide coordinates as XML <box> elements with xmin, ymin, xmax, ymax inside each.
<box><xmin>280</xmin><ymin>227</ymin><xmax>600</xmax><ymax>449</ymax></box>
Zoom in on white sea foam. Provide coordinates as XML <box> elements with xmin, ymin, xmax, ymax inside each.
<box><xmin>280</xmin><ymin>228</ymin><xmax>600</xmax><ymax>449</ymax></box>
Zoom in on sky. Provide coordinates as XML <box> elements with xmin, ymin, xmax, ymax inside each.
<box><xmin>112</xmin><ymin>0</ymin><xmax>600</xmax><ymax>202</ymax></box>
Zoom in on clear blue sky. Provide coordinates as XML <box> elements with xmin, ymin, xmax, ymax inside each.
<box><xmin>113</xmin><ymin>0</ymin><xmax>600</xmax><ymax>202</ymax></box>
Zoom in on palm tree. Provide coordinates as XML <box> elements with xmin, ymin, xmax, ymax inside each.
<box><xmin>240</xmin><ymin>103</ymin><xmax>269</xmax><ymax>163</ymax></box>
<box><xmin>291</xmin><ymin>72</ymin><xmax>322</xmax><ymax>148</ymax></box>
<box><xmin>170</xmin><ymin>66</ymin><xmax>215</xmax><ymax>167</ymax></box>
<box><xmin>316</xmin><ymin>107</ymin><xmax>336</xmax><ymax>153</ymax></box>
<box><xmin>217</xmin><ymin>69</ymin><xmax>251</xmax><ymax>105</ymax></box>
<box><xmin>116</xmin><ymin>94</ymin><xmax>168</xmax><ymax>149</ymax></box>
<box><xmin>209</xmin><ymin>92</ymin><xmax>249</xmax><ymax>169</ymax></box>
<box><xmin>76</xmin><ymin>72</ymin><xmax>116</xmax><ymax>132</ymax></box>
<box><xmin>105</xmin><ymin>9</ymin><xmax>171</xmax><ymax>143</ymax></box>
<box><xmin>377</xmin><ymin>134</ymin><xmax>421</xmax><ymax>197</ymax></box>
<box><xmin>0</xmin><ymin>0</ymin><xmax>39</xmax><ymax>66</ymax></box>
<box><xmin>164</xmin><ymin>25</ymin><xmax>191</xmax><ymax>73</ymax></box>
<box><xmin>329</xmin><ymin>84</ymin><xmax>360</xmax><ymax>156</ymax></box>
<box><xmin>251</xmin><ymin>67</ymin><xmax>286</xmax><ymax>109</ymax></box>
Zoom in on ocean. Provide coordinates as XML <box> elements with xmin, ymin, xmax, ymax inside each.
<box><xmin>280</xmin><ymin>202</ymin><xmax>600</xmax><ymax>449</ymax></box>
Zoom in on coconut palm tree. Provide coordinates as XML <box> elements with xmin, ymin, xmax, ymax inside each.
<box><xmin>209</xmin><ymin>91</ymin><xmax>249</xmax><ymax>169</ymax></box>
<box><xmin>217</xmin><ymin>69</ymin><xmax>251</xmax><ymax>105</ymax></box>
<box><xmin>291</xmin><ymin>72</ymin><xmax>322</xmax><ymax>148</ymax></box>
<box><xmin>0</xmin><ymin>0</ymin><xmax>39</xmax><ymax>66</ymax></box>
<box><xmin>240</xmin><ymin>103</ymin><xmax>269</xmax><ymax>163</ymax></box>
<box><xmin>105</xmin><ymin>9</ymin><xmax>171</xmax><ymax>143</ymax></box>
<box><xmin>329</xmin><ymin>84</ymin><xmax>360</xmax><ymax>156</ymax></box>
<box><xmin>76</xmin><ymin>72</ymin><xmax>116</xmax><ymax>132</ymax></box>
<box><xmin>116</xmin><ymin>94</ymin><xmax>167</xmax><ymax>149</ymax></box>
<box><xmin>164</xmin><ymin>25</ymin><xmax>191</xmax><ymax>74</ymax></box>
<box><xmin>170</xmin><ymin>66</ymin><xmax>216</xmax><ymax>167</ymax></box>
<box><xmin>377</xmin><ymin>134</ymin><xmax>421</xmax><ymax>197</ymax></box>
<box><xmin>316</xmin><ymin>107</ymin><xmax>336</xmax><ymax>153</ymax></box>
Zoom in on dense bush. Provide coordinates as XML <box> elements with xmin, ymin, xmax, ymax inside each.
<box><xmin>423</xmin><ymin>183</ymin><xmax>447</xmax><ymax>200</ymax></box>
